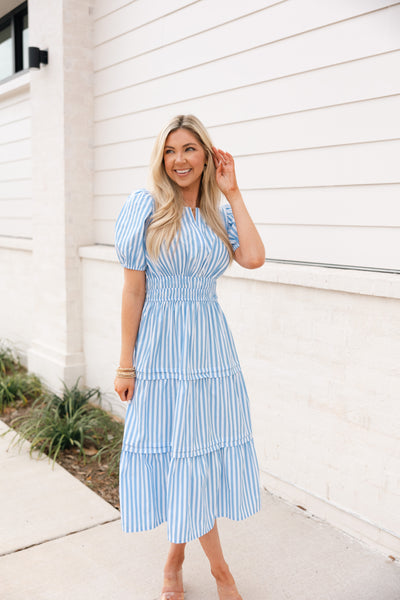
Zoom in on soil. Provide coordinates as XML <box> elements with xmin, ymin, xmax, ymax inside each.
<box><xmin>1</xmin><ymin>403</ymin><xmax>120</xmax><ymax>511</ymax></box>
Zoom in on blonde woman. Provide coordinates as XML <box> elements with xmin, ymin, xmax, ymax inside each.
<box><xmin>114</xmin><ymin>115</ymin><xmax>265</xmax><ymax>600</ymax></box>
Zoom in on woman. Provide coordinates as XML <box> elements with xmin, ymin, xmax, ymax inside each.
<box><xmin>114</xmin><ymin>115</ymin><xmax>265</xmax><ymax>600</ymax></box>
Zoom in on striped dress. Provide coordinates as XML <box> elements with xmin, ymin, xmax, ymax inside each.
<box><xmin>115</xmin><ymin>188</ymin><xmax>261</xmax><ymax>543</ymax></box>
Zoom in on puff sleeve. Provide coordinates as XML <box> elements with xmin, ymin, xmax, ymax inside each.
<box><xmin>221</xmin><ymin>203</ymin><xmax>240</xmax><ymax>252</ymax></box>
<box><xmin>115</xmin><ymin>189</ymin><xmax>154</xmax><ymax>270</ymax></box>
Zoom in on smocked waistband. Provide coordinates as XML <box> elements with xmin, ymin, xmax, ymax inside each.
<box><xmin>145</xmin><ymin>276</ymin><xmax>217</xmax><ymax>302</ymax></box>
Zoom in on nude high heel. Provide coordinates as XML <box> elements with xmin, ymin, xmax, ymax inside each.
<box><xmin>160</xmin><ymin>568</ymin><xmax>185</xmax><ymax>600</ymax></box>
<box><xmin>216</xmin><ymin>582</ymin><xmax>243</xmax><ymax>600</ymax></box>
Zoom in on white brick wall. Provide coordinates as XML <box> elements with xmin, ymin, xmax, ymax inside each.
<box><xmin>0</xmin><ymin>244</ymin><xmax>33</xmax><ymax>358</ymax></box>
<box><xmin>218</xmin><ymin>269</ymin><xmax>400</xmax><ymax>555</ymax></box>
<box><xmin>26</xmin><ymin>0</ymin><xmax>94</xmax><ymax>389</ymax></box>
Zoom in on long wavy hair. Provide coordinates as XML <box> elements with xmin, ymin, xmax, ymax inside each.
<box><xmin>146</xmin><ymin>114</ymin><xmax>234</xmax><ymax>264</ymax></box>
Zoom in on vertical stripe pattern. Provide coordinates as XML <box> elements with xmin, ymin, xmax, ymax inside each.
<box><xmin>115</xmin><ymin>189</ymin><xmax>261</xmax><ymax>543</ymax></box>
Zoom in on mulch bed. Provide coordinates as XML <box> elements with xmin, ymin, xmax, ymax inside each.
<box><xmin>1</xmin><ymin>402</ymin><xmax>120</xmax><ymax>511</ymax></box>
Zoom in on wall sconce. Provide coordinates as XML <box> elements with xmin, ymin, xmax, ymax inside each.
<box><xmin>28</xmin><ymin>46</ymin><xmax>49</xmax><ymax>69</ymax></box>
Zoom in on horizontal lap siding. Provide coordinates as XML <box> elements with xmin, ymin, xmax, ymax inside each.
<box><xmin>93</xmin><ymin>0</ymin><xmax>400</xmax><ymax>270</ymax></box>
<box><xmin>0</xmin><ymin>91</ymin><xmax>32</xmax><ymax>238</ymax></box>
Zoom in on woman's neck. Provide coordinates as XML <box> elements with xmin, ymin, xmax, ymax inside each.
<box><xmin>181</xmin><ymin>184</ymin><xmax>200</xmax><ymax>208</ymax></box>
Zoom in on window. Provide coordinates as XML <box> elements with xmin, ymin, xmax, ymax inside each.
<box><xmin>0</xmin><ymin>2</ymin><xmax>28</xmax><ymax>83</ymax></box>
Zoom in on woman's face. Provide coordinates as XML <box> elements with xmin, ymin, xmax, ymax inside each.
<box><xmin>163</xmin><ymin>128</ymin><xmax>206</xmax><ymax>194</ymax></box>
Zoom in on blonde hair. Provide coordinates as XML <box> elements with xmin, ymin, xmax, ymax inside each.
<box><xmin>145</xmin><ymin>114</ymin><xmax>234</xmax><ymax>264</ymax></box>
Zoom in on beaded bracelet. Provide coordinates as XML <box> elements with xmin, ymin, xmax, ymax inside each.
<box><xmin>116</xmin><ymin>366</ymin><xmax>136</xmax><ymax>379</ymax></box>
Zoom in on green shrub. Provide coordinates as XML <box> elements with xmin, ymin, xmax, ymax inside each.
<box><xmin>7</xmin><ymin>379</ymin><xmax>110</xmax><ymax>464</ymax></box>
<box><xmin>0</xmin><ymin>372</ymin><xmax>43</xmax><ymax>413</ymax></box>
<box><xmin>3</xmin><ymin>373</ymin><xmax>125</xmax><ymax>484</ymax></box>
<box><xmin>0</xmin><ymin>341</ymin><xmax>21</xmax><ymax>376</ymax></box>
<box><xmin>94</xmin><ymin>417</ymin><xmax>124</xmax><ymax>477</ymax></box>
<box><xmin>48</xmin><ymin>378</ymin><xmax>101</xmax><ymax>418</ymax></box>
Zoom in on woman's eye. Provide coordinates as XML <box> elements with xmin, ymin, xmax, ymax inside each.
<box><xmin>186</xmin><ymin>147</ymin><xmax>195</xmax><ymax>151</ymax></box>
<box><xmin>165</xmin><ymin>149</ymin><xmax>173</xmax><ymax>154</ymax></box>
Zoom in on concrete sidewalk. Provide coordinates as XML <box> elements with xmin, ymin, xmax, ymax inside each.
<box><xmin>0</xmin><ymin>419</ymin><xmax>399</xmax><ymax>600</ymax></box>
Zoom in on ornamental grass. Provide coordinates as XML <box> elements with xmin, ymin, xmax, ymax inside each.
<box><xmin>0</xmin><ymin>342</ymin><xmax>124</xmax><ymax>480</ymax></box>
<box><xmin>0</xmin><ymin>372</ymin><xmax>43</xmax><ymax>413</ymax></box>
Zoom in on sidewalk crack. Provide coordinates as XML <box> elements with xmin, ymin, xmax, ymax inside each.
<box><xmin>0</xmin><ymin>516</ymin><xmax>121</xmax><ymax>557</ymax></box>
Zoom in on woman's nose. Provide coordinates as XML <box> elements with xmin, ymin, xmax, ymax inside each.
<box><xmin>174</xmin><ymin>151</ymin><xmax>186</xmax><ymax>164</ymax></box>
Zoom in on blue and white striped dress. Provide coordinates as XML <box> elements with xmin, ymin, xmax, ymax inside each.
<box><xmin>115</xmin><ymin>188</ymin><xmax>261</xmax><ymax>543</ymax></box>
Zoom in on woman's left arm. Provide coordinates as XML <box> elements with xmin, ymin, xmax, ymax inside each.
<box><xmin>213</xmin><ymin>147</ymin><xmax>265</xmax><ymax>269</ymax></box>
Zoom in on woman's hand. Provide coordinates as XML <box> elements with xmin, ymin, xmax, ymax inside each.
<box><xmin>212</xmin><ymin>146</ymin><xmax>265</xmax><ymax>269</ymax></box>
<box><xmin>212</xmin><ymin>147</ymin><xmax>239</xmax><ymax>197</ymax></box>
<box><xmin>114</xmin><ymin>376</ymin><xmax>135</xmax><ymax>402</ymax></box>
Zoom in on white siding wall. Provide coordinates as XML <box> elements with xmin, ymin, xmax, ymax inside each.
<box><xmin>0</xmin><ymin>80</ymin><xmax>31</xmax><ymax>238</ymax></box>
<box><xmin>93</xmin><ymin>0</ymin><xmax>400</xmax><ymax>270</ymax></box>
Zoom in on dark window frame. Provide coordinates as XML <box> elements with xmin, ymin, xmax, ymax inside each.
<box><xmin>0</xmin><ymin>1</ymin><xmax>28</xmax><ymax>82</ymax></box>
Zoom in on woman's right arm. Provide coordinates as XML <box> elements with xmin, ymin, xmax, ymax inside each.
<box><xmin>114</xmin><ymin>268</ymin><xmax>146</xmax><ymax>402</ymax></box>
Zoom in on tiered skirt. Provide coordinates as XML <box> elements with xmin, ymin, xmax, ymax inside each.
<box><xmin>119</xmin><ymin>277</ymin><xmax>261</xmax><ymax>543</ymax></box>
<box><xmin>119</xmin><ymin>372</ymin><xmax>261</xmax><ymax>543</ymax></box>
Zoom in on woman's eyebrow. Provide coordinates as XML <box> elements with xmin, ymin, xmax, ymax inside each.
<box><xmin>164</xmin><ymin>142</ymin><xmax>199</xmax><ymax>149</ymax></box>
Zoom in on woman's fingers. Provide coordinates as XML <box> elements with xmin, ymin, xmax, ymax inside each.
<box><xmin>216</xmin><ymin>149</ymin><xmax>226</xmax><ymax>162</ymax></box>
<box><xmin>211</xmin><ymin>152</ymin><xmax>219</xmax><ymax>169</ymax></box>
<box><xmin>114</xmin><ymin>377</ymin><xmax>135</xmax><ymax>402</ymax></box>
<box><xmin>211</xmin><ymin>146</ymin><xmax>221</xmax><ymax>168</ymax></box>
<box><xmin>212</xmin><ymin>147</ymin><xmax>234</xmax><ymax>168</ymax></box>
<box><xmin>212</xmin><ymin>146</ymin><xmax>227</xmax><ymax>161</ymax></box>
<box><xmin>212</xmin><ymin>146</ymin><xmax>237</xmax><ymax>194</ymax></box>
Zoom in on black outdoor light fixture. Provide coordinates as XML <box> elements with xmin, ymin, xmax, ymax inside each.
<box><xmin>28</xmin><ymin>46</ymin><xmax>48</xmax><ymax>69</ymax></box>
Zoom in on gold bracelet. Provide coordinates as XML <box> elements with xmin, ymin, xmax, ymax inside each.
<box><xmin>116</xmin><ymin>366</ymin><xmax>136</xmax><ymax>379</ymax></box>
<box><xmin>116</xmin><ymin>371</ymin><xmax>136</xmax><ymax>377</ymax></box>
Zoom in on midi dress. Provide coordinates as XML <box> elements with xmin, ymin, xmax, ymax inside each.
<box><xmin>115</xmin><ymin>188</ymin><xmax>261</xmax><ymax>544</ymax></box>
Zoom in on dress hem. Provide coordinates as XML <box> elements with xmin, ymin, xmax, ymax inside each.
<box><xmin>120</xmin><ymin>499</ymin><xmax>262</xmax><ymax>544</ymax></box>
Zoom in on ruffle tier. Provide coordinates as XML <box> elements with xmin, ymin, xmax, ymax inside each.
<box><xmin>122</xmin><ymin>373</ymin><xmax>254</xmax><ymax>458</ymax></box>
<box><xmin>119</xmin><ymin>439</ymin><xmax>261</xmax><ymax>543</ymax></box>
